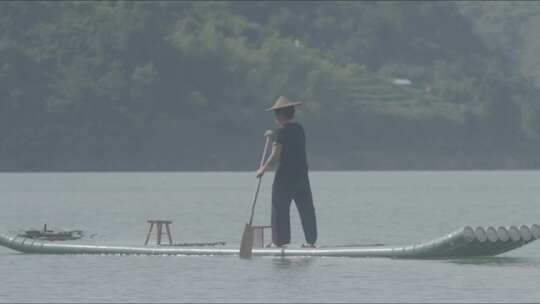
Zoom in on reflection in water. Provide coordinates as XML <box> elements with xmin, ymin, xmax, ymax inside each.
<box><xmin>271</xmin><ymin>257</ymin><xmax>314</xmax><ymax>269</ymax></box>
<box><xmin>446</xmin><ymin>256</ymin><xmax>540</xmax><ymax>267</ymax></box>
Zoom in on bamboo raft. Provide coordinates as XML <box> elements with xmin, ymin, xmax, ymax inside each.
<box><xmin>1</xmin><ymin>224</ymin><xmax>538</xmax><ymax>258</ymax></box>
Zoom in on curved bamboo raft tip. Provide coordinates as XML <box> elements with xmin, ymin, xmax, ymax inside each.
<box><xmin>0</xmin><ymin>224</ymin><xmax>538</xmax><ymax>259</ymax></box>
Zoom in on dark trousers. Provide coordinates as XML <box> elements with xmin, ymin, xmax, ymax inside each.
<box><xmin>271</xmin><ymin>177</ymin><xmax>317</xmax><ymax>246</ymax></box>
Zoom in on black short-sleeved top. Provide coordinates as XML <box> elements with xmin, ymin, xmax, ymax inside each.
<box><xmin>274</xmin><ymin>122</ymin><xmax>309</xmax><ymax>183</ymax></box>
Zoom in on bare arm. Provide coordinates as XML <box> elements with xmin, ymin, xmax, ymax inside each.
<box><xmin>256</xmin><ymin>143</ymin><xmax>281</xmax><ymax>177</ymax></box>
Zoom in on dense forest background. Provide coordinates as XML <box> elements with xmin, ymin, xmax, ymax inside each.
<box><xmin>2</xmin><ymin>1</ymin><xmax>540</xmax><ymax>171</ymax></box>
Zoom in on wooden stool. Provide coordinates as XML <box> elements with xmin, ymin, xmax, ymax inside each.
<box><xmin>252</xmin><ymin>225</ymin><xmax>271</xmax><ymax>248</ymax></box>
<box><xmin>144</xmin><ymin>220</ymin><xmax>173</xmax><ymax>245</ymax></box>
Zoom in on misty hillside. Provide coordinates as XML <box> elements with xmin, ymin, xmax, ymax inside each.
<box><xmin>1</xmin><ymin>1</ymin><xmax>540</xmax><ymax>171</ymax></box>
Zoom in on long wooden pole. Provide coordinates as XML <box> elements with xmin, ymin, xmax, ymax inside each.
<box><xmin>239</xmin><ymin>135</ymin><xmax>271</xmax><ymax>259</ymax></box>
<box><xmin>248</xmin><ymin>137</ymin><xmax>270</xmax><ymax>226</ymax></box>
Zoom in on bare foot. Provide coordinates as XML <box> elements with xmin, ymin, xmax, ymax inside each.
<box><xmin>265</xmin><ymin>243</ymin><xmax>288</xmax><ymax>248</ymax></box>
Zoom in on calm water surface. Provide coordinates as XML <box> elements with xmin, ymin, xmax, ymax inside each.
<box><xmin>0</xmin><ymin>171</ymin><xmax>539</xmax><ymax>302</ymax></box>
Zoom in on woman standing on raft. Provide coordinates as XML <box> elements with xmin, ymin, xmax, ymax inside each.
<box><xmin>256</xmin><ymin>96</ymin><xmax>318</xmax><ymax>248</ymax></box>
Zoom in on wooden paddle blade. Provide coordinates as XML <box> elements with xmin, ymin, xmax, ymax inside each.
<box><xmin>239</xmin><ymin>223</ymin><xmax>254</xmax><ymax>259</ymax></box>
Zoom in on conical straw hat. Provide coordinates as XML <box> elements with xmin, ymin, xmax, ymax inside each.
<box><xmin>265</xmin><ymin>96</ymin><xmax>303</xmax><ymax>111</ymax></box>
